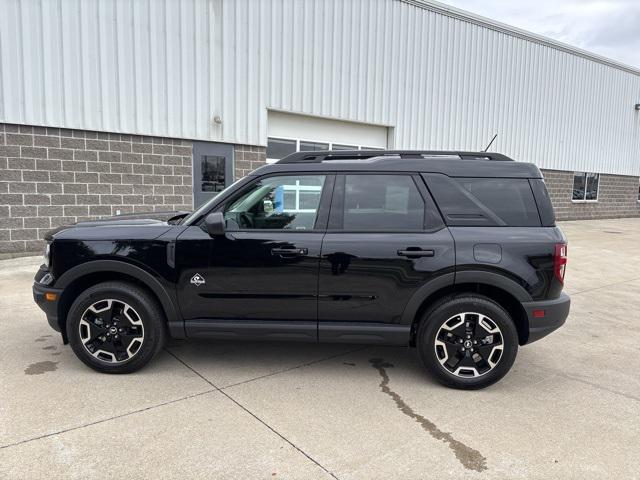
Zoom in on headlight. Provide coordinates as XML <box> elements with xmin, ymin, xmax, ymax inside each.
<box><xmin>43</xmin><ymin>243</ymin><xmax>51</xmax><ymax>268</ymax></box>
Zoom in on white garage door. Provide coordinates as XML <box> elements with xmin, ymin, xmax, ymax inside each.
<box><xmin>266</xmin><ymin>111</ymin><xmax>389</xmax><ymax>163</ymax></box>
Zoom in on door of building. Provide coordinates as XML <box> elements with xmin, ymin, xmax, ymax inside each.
<box><xmin>192</xmin><ymin>141</ymin><xmax>235</xmax><ymax>208</ymax></box>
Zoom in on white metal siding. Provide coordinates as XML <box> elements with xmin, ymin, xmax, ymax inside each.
<box><xmin>1</xmin><ymin>0</ymin><xmax>639</xmax><ymax>175</ymax></box>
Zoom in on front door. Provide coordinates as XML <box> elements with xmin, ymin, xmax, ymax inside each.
<box><xmin>176</xmin><ymin>173</ymin><xmax>333</xmax><ymax>340</ymax></box>
<box><xmin>318</xmin><ymin>173</ymin><xmax>455</xmax><ymax>342</ymax></box>
<box><xmin>192</xmin><ymin>141</ymin><xmax>235</xmax><ymax>208</ymax></box>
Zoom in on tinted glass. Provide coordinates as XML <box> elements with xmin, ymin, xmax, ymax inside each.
<box><xmin>530</xmin><ymin>179</ymin><xmax>556</xmax><ymax>226</ymax></box>
<box><xmin>299</xmin><ymin>141</ymin><xmax>329</xmax><ymax>152</ymax></box>
<box><xmin>332</xmin><ymin>144</ymin><xmax>358</xmax><ymax>150</ymax></box>
<box><xmin>572</xmin><ymin>172</ymin><xmax>585</xmax><ymax>200</ymax></box>
<box><xmin>585</xmin><ymin>173</ymin><xmax>599</xmax><ymax>200</ymax></box>
<box><xmin>201</xmin><ymin>156</ymin><xmax>226</xmax><ymax>193</ymax></box>
<box><xmin>267</xmin><ymin>138</ymin><xmax>296</xmax><ymax>160</ymax></box>
<box><xmin>454</xmin><ymin>178</ymin><xmax>541</xmax><ymax>226</ymax></box>
<box><xmin>224</xmin><ymin>175</ymin><xmax>325</xmax><ymax>230</ymax></box>
<box><xmin>342</xmin><ymin>175</ymin><xmax>424</xmax><ymax>230</ymax></box>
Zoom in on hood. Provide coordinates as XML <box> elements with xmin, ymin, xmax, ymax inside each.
<box><xmin>45</xmin><ymin>211</ymin><xmax>189</xmax><ymax>242</ymax></box>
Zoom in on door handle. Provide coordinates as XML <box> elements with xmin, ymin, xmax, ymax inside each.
<box><xmin>397</xmin><ymin>249</ymin><xmax>435</xmax><ymax>258</ymax></box>
<box><xmin>271</xmin><ymin>247</ymin><xmax>308</xmax><ymax>257</ymax></box>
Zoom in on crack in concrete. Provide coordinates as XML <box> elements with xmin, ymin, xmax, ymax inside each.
<box><xmin>369</xmin><ymin>358</ymin><xmax>488</xmax><ymax>472</ymax></box>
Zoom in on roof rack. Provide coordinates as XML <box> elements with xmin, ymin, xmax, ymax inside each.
<box><xmin>277</xmin><ymin>150</ymin><xmax>514</xmax><ymax>163</ymax></box>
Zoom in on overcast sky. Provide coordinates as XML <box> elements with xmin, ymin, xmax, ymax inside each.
<box><xmin>441</xmin><ymin>0</ymin><xmax>640</xmax><ymax>68</ymax></box>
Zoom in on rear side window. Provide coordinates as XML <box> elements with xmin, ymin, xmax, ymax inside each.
<box><xmin>337</xmin><ymin>175</ymin><xmax>425</xmax><ymax>231</ymax></box>
<box><xmin>424</xmin><ymin>174</ymin><xmax>541</xmax><ymax>227</ymax></box>
<box><xmin>456</xmin><ymin>178</ymin><xmax>540</xmax><ymax>226</ymax></box>
<box><xmin>530</xmin><ymin>178</ymin><xmax>556</xmax><ymax>226</ymax></box>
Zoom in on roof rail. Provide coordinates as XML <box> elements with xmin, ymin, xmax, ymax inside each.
<box><xmin>277</xmin><ymin>150</ymin><xmax>514</xmax><ymax>163</ymax></box>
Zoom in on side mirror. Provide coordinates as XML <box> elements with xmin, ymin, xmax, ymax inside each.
<box><xmin>204</xmin><ymin>212</ymin><xmax>225</xmax><ymax>237</ymax></box>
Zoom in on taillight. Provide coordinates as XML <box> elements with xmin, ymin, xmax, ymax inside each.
<box><xmin>554</xmin><ymin>243</ymin><xmax>567</xmax><ymax>284</ymax></box>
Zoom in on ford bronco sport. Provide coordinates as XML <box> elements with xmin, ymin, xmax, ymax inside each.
<box><xmin>33</xmin><ymin>150</ymin><xmax>570</xmax><ymax>389</ymax></box>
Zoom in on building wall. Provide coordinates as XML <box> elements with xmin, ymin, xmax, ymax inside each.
<box><xmin>2</xmin><ymin>119</ymin><xmax>640</xmax><ymax>256</ymax></box>
<box><xmin>542</xmin><ymin>169</ymin><xmax>640</xmax><ymax>221</ymax></box>
<box><xmin>234</xmin><ymin>145</ymin><xmax>267</xmax><ymax>181</ymax></box>
<box><xmin>1</xmin><ymin>0</ymin><xmax>639</xmax><ymax>176</ymax></box>
<box><xmin>0</xmin><ymin>123</ymin><xmax>193</xmax><ymax>255</ymax></box>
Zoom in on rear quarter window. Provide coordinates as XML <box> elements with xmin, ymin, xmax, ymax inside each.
<box><xmin>424</xmin><ymin>174</ymin><xmax>541</xmax><ymax>227</ymax></box>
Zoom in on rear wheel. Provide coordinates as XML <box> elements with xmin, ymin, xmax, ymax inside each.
<box><xmin>417</xmin><ymin>295</ymin><xmax>518</xmax><ymax>389</ymax></box>
<box><xmin>67</xmin><ymin>281</ymin><xmax>166</xmax><ymax>373</ymax></box>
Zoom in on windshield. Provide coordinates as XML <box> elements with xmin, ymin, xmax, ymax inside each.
<box><xmin>182</xmin><ymin>177</ymin><xmax>246</xmax><ymax>225</ymax></box>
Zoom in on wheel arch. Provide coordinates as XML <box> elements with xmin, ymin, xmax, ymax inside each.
<box><xmin>55</xmin><ymin>260</ymin><xmax>183</xmax><ymax>343</ymax></box>
<box><xmin>406</xmin><ymin>280</ymin><xmax>530</xmax><ymax>346</ymax></box>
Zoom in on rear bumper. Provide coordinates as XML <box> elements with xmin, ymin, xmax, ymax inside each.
<box><xmin>521</xmin><ymin>292</ymin><xmax>571</xmax><ymax>344</ymax></box>
<box><xmin>32</xmin><ymin>281</ymin><xmax>63</xmax><ymax>333</ymax></box>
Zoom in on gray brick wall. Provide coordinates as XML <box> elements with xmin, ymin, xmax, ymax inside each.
<box><xmin>234</xmin><ymin>144</ymin><xmax>267</xmax><ymax>180</ymax></box>
<box><xmin>541</xmin><ymin>169</ymin><xmax>640</xmax><ymax>221</ymax></box>
<box><xmin>0</xmin><ymin>123</ymin><xmax>193</xmax><ymax>254</ymax></box>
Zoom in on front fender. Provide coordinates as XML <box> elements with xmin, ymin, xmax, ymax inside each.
<box><xmin>55</xmin><ymin>259</ymin><xmax>184</xmax><ymax>338</ymax></box>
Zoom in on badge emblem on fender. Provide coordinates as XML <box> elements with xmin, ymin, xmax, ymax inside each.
<box><xmin>190</xmin><ymin>273</ymin><xmax>205</xmax><ymax>286</ymax></box>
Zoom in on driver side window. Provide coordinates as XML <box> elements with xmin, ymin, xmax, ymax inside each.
<box><xmin>223</xmin><ymin>175</ymin><xmax>326</xmax><ymax>230</ymax></box>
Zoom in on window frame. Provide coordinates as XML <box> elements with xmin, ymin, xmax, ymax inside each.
<box><xmin>571</xmin><ymin>171</ymin><xmax>600</xmax><ymax>203</ymax></box>
<box><xmin>266</xmin><ymin>136</ymin><xmax>386</xmax><ymax>164</ymax></box>
<box><xmin>326</xmin><ymin>172</ymin><xmax>443</xmax><ymax>233</ymax></box>
<box><xmin>637</xmin><ymin>179</ymin><xmax>640</xmax><ymax>203</ymax></box>
<box><xmin>208</xmin><ymin>172</ymin><xmax>335</xmax><ymax>233</ymax></box>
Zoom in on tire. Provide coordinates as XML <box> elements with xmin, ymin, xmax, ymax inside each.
<box><xmin>416</xmin><ymin>294</ymin><xmax>518</xmax><ymax>390</ymax></box>
<box><xmin>66</xmin><ymin>281</ymin><xmax>166</xmax><ymax>374</ymax></box>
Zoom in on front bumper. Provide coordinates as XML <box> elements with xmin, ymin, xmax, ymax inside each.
<box><xmin>521</xmin><ymin>292</ymin><xmax>571</xmax><ymax>344</ymax></box>
<box><xmin>33</xmin><ymin>280</ymin><xmax>63</xmax><ymax>333</ymax></box>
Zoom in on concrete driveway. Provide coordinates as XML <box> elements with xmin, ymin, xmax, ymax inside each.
<box><xmin>1</xmin><ymin>218</ymin><xmax>639</xmax><ymax>479</ymax></box>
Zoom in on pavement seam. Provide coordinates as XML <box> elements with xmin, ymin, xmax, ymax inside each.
<box><xmin>559</xmin><ymin>374</ymin><xmax>640</xmax><ymax>403</ymax></box>
<box><xmin>569</xmin><ymin>276</ymin><xmax>640</xmax><ymax>296</ymax></box>
<box><xmin>165</xmin><ymin>349</ymin><xmax>341</xmax><ymax>480</ymax></box>
<box><xmin>220</xmin><ymin>346</ymin><xmax>369</xmax><ymax>390</ymax></box>
<box><xmin>0</xmin><ymin>346</ymin><xmax>364</xmax><ymax>455</ymax></box>
<box><xmin>0</xmin><ymin>388</ymin><xmax>217</xmax><ymax>451</ymax></box>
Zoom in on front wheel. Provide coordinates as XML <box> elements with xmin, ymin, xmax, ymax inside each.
<box><xmin>67</xmin><ymin>281</ymin><xmax>166</xmax><ymax>374</ymax></box>
<box><xmin>417</xmin><ymin>295</ymin><xmax>518</xmax><ymax>389</ymax></box>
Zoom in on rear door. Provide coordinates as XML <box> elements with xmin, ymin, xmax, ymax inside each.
<box><xmin>317</xmin><ymin>173</ymin><xmax>455</xmax><ymax>343</ymax></box>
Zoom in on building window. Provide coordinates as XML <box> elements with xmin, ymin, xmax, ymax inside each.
<box><xmin>299</xmin><ymin>140</ymin><xmax>329</xmax><ymax>152</ymax></box>
<box><xmin>266</xmin><ymin>138</ymin><xmax>297</xmax><ymax>161</ymax></box>
<box><xmin>638</xmin><ymin>180</ymin><xmax>640</xmax><ymax>202</ymax></box>
<box><xmin>201</xmin><ymin>156</ymin><xmax>226</xmax><ymax>193</ymax></box>
<box><xmin>266</xmin><ymin>137</ymin><xmax>384</xmax><ymax>163</ymax></box>
<box><xmin>572</xmin><ymin>172</ymin><xmax>599</xmax><ymax>202</ymax></box>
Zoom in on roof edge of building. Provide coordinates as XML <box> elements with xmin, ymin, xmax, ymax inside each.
<box><xmin>400</xmin><ymin>0</ymin><xmax>640</xmax><ymax>77</ymax></box>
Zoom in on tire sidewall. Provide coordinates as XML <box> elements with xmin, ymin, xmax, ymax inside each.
<box><xmin>418</xmin><ymin>295</ymin><xmax>519</xmax><ymax>389</ymax></box>
<box><xmin>67</xmin><ymin>282</ymin><xmax>164</xmax><ymax>373</ymax></box>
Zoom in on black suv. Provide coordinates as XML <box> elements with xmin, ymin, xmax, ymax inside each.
<box><xmin>33</xmin><ymin>150</ymin><xmax>570</xmax><ymax>389</ymax></box>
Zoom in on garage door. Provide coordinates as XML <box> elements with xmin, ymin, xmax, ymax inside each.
<box><xmin>266</xmin><ymin>111</ymin><xmax>389</xmax><ymax>163</ymax></box>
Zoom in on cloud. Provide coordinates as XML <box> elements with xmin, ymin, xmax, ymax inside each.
<box><xmin>441</xmin><ymin>0</ymin><xmax>640</xmax><ymax>68</ymax></box>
